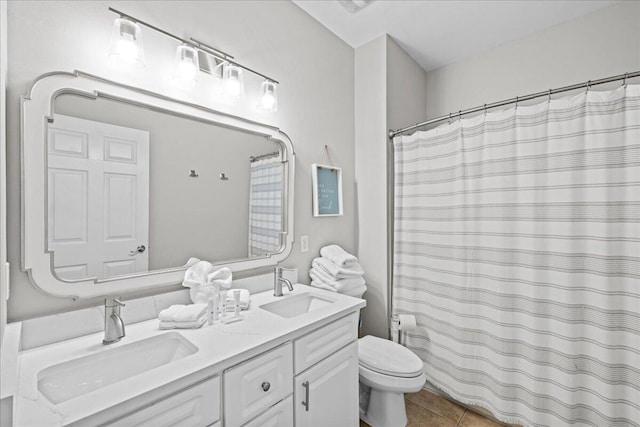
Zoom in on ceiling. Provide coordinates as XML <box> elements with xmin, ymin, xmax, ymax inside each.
<box><xmin>292</xmin><ymin>0</ymin><xmax>618</xmax><ymax>72</ymax></box>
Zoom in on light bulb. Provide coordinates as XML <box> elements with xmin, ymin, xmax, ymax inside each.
<box><xmin>108</xmin><ymin>17</ymin><xmax>144</xmax><ymax>67</ymax></box>
<box><xmin>173</xmin><ymin>44</ymin><xmax>199</xmax><ymax>86</ymax></box>
<box><xmin>223</xmin><ymin>64</ymin><xmax>244</xmax><ymax>99</ymax></box>
<box><xmin>261</xmin><ymin>93</ymin><xmax>275</xmax><ymax>109</ymax></box>
<box><xmin>257</xmin><ymin>80</ymin><xmax>278</xmax><ymax>112</ymax></box>
<box><xmin>114</xmin><ymin>38</ymin><xmax>138</xmax><ymax>63</ymax></box>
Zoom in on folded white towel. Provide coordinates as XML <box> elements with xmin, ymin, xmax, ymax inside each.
<box><xmin>158</xmin><ymin>304</ymin><xmax>186</xmax><ymax>322</ymax></box>
<box><xmin>310</xmin><ymin>281</ymin><xmax>366</xmax><ymax>298</ymax></box>
<box><xmin>173</xmin><ymin>304</ymin><xmax>208</xmax><ymax>322</ymax></box>
<box><xmin>320</xmin><ymin>245</ymin><xmax>358</xmax><ymax>267</ymax></box>
<box><xmin>224</xmin><ymin>289</ymin><xmax>250</xmax><ymax>311</ymax></box>
<box><xmin>312</xmin><ymin>257</ymin><xmax>364</xmax><ymax>279</ymax></box>
<box><xmin>159</xmin><ymin>315</ymin><xmax>207</xmax><ymax>330</ymax></box>
<box><xmin>309</xmin><ymin>268</ymin><xmax>365</xmax><ymax>293</ymax></box>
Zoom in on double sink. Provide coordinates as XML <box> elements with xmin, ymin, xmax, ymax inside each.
<box><xmin>37</xmin><ymin>290</ymin><xmax>335</xmax><ymax>404</ymax></box>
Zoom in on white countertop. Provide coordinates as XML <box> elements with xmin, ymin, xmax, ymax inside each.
<box><xmin>12</xmin><ymin>284</ymin><xmax>365</xmax><ymax>427</ymax></box>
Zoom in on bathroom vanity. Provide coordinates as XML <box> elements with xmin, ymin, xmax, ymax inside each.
<box><xmin>9</xmin><ymin>284</ymin><xmax>365</xmax><ymax>426</ymax></box>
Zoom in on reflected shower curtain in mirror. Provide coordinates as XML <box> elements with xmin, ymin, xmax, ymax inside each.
<box><xmin>392</xmin><ymin>85</ymin><xmax>640</xmax><ymax>426</ymax></box>
<box><xmin>248</xmin><ymin>153</ymin><xmax>282</xmax><ymax>257</ymax></box>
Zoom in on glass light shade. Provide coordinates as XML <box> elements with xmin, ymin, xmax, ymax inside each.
<box><xmin>258</xmin><ymin>81</ymin><xmax>278</xmax><ymax>112</ymax></box>
<box><xmin>223</xmin><ymin>64</ymin><xmax>244</xmax><ymax>99</ymax></box>
<box><xmin>108</xmin><ymin>18</ymin><xmax>144</xmax><ymax>66</ymax></box>
<box><xmin>173</xmin><ymin>44</ymin><xmax>199</xmax><ymax>85</ymax></box>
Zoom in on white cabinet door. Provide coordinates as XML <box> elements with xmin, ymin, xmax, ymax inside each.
<box><xmin>294</xmin><ymin>342</ymin><xmax>359</xmax><ymax>427</ymax></box>
<box><xmin>242</xmin><ymin>395</ymin><xmax>293</xmax><ymax>427</ymax></box>
<box><xmin>224</xmin><ymin>343</ymin><xmax>293</xmax><ymax>426</ymax></box>
<box><xmin>105</xmin><ymin>375</ymin><xmax>220</xmax><ymax>427</ymax></box>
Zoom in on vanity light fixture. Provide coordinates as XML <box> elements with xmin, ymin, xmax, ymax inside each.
<box><xmin>258</xmin><ymin>80</ymin><xmax>278</xmax><ymax>112</ymax></box>
<box><xmin>107</xmin><ymin>7</ymin><xmax>280</xmax><ymax>112</ymax></box>
<box><xmin>108</xmin><ymin>17</ymin><xmax>145</xmax><ymax>66</ymax></box>
<box><xmin>173</xmin><ymin>44</ymin><xmax>199</xmax><ymax>85</ymax></box>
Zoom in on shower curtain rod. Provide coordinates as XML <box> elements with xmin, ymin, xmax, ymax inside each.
<box><xmin>250</xmin><ymin>151</ymin><xmax>280</xmax><ymax>162</ymax></box>
<box><xmin>388</xmin><ymin>70</ymin><xmax>640</xmax><ymax>139</ymax></box>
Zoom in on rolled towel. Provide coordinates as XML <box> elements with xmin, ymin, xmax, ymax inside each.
<box><xmin>158</xmin><ymin>304</ymin><xmax>186</xmax><ymax>322</ymax></box>
<box><xmin>173</xmin><ymin>304</ymin><xmax>208</xmax><ymax>322</ymax></box>
<box><xmin>320</xmin><ymin>245</ymin><xmax>358</xmax><ymax>267</ymax></box>
<box><xmin>309</xmin><ymin>268</ymin><xmax>365</xmax><ymax>293</ymax></box>
<box><xmin>312</xmin><ymin>257</ymin><xmax>364</xmax><ymax>279</ymax></box>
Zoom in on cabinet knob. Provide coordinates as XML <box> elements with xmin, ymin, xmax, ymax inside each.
<box><xmin>261</xmin><ymin>381</ymin><xmax>271</xmax><ymax>392</ymax></box>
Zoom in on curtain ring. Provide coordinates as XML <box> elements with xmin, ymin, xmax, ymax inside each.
<box><xmin>547</xmin><ymin>89</ymin><xmax>552</xmax><ymax>103</ymax></box>
<box><xmin>448</xmin><ymin>112</ymin><xmax>452</xmax><ymax>124</ymax></box>
<box><xmin>623</xmin><ymin>72</ymin><xmax>628</xmax><ymax>88</ymax></box>
<box><xmin>458</xmin><ymin>110</ymin><xmax>462</xmax><ymax>122</ymax></box>
<box><xmin>515</xmin><ymin>96</ymin><xmax>519</xmax><ymax>109</ymax></box>
<box><xmin>483</xmin><ymin>104</ymin><xmax>487</xmax><ymax>115</ymax></box>
<box><xmin>586</xmin><ymin>80</ymin><xmax>591</xmax><ymax>92</ymax></box>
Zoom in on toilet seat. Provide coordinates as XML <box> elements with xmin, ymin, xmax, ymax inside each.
<box><xmin>358</xmin><ymin>335</ymin><xmax>424</xmax><ymax>378</ymax></box>
<box><xmin>359</xmin><ymin>364</ymin><xmax>427</xmax><ymax>394</ymax></box>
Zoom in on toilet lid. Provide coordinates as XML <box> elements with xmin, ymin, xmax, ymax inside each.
<box><xmin>358</xmin><ymin>335</ymin><xmax>424</xmax><ymax>378</ymax></box>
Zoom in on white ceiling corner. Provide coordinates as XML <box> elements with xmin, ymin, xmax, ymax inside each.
<box><xmin>292</xmin><ymin>0</ymin><xmax>619</xmax><ymax>72</ymax></box>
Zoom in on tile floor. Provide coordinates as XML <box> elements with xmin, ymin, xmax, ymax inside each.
<box><xmin>360</xmin><ymin>389</ymin><xmax>516</xmax><ymax>427</ymax></box>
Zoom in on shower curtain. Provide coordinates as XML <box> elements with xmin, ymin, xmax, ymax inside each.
<box><xmin>392</xmin><ymin>85</ymin><xmax>639</xmax><ymax>426</ymax></box>
<box><xmin>248</xmin><ymin>153</ymin><xmax>282</xmax><ymax>257</ymax></box>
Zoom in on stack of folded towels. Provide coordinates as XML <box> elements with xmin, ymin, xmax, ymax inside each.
<box><xmin>158</xmin><ymin>304</ymin><xmax>207</xmax><ymax>329</ymax></box>
<box><xmin>309</xmin><ymin>245</ymin><xmax>366</xmax><ymax>297</ymax></box>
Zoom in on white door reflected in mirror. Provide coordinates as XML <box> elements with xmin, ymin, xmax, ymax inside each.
<box><xmin>47</xmin><ymin>114</ymin><xmax>149</xmax><ymax>280</ymax></box>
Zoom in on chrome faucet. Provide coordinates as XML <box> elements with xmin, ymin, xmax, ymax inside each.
<box><xmin>273</xmin><ymin>267</ymin><xmax>294</xmax><ymax>297</ymax></box>
<box><xmin>103</xmin><ymin>297</ymin><xmax>126</xmax><ymax>345</ymax></box>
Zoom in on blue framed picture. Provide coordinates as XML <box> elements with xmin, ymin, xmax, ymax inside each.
<box><xmin>312</xmin><ymin>163</ymin><xmax>343</xmax><ymax>217</ymax></box>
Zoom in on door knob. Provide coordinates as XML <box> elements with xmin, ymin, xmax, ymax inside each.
<box><xmin>129</xmin><ymin>245</ymin><xmax>146</xmax><ymax>256</ymax></box>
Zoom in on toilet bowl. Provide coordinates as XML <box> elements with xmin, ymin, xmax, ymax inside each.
<box><xmin>358</xmin><ymin>335</ymin><xmax>426</xmax><ymax>427</ymax></box>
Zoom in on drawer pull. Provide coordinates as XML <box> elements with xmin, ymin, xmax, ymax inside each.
<box><xmin>261</xmin><ymin>381</ymin><xmax>271</xmax><ymax>392</ymax></box>
<box><xmin>302</xmin><ymin>380</ymin><xmax>310</xmax><ymax>412</ymax></box>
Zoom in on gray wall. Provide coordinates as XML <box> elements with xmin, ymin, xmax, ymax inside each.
<box><xmin>425</xmin><ymin>1</ymin><xmax>640</xmax><ymax>119</ymax></box>
<box><xmin>355</xmin><ymin>35</ymin><xmax>427</xmax><ymax>338</ymax></box>
<box><xmin>0</xmin><ymin>0</ymin><xmax>8</xmax><ymax>344</ymax></box>
<box><xmin>56</xmin><ymin>95</ymin><xmax>279</xmax><ymax>270</ymax></box>
<box><xmin>7</xmin><ymin>1</ymin><xmax>355</xmax><ymax>321</ymax></box>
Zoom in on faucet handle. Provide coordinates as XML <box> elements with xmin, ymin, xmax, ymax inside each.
<box><xmin>105</xmin><ymin>297</ymin><xmax>125</xmax><ymax>307</ymax></box>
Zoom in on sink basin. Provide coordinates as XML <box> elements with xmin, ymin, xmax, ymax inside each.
<box><xmin>37</xmin><ymin>332</ymin><xmax>198</xmax><ymax>404</ymax></box>
<box><xmin>260</xmin><ymin>293</ymin><xmax>334</xmax><ymax>318</ymax></box>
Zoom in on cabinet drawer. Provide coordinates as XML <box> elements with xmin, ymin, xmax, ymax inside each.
<box><xmin>242</xmin><ymin>395</ymin><xmax>293</xmax><ymax>427</ymax></box>
<box><xmin>106</xmin><ymin>375</ymin><xmax>220</xmax><ymax>427</ymax></box>
<box><xmin>224</xmin><ymin>343</ymin><xmax>293</xmax><ymax>426</ymax></box>
<box><xmin>294</xmin><ymin>312</ymin><xmax>358</xmax><ymax>374</ymax></box>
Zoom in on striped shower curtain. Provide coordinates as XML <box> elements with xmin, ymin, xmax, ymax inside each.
<box><xmin>248</xmin><ymin>153</ymin><xmax>282</xmax><ymax>257</ymax></box>
<box><xmin>393</xmin><ymin>85</ymin><xmax>639</xmax><ymax>426</ymax></box>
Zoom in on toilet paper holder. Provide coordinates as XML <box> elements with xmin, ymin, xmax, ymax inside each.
<box><xmin>390</xmin><ymin>314</ymin><xmax>417</xmax><ymax>346</ymax></box>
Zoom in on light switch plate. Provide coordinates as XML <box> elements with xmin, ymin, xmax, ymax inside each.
<box><xmin>300</xmin><ymin>235</ymin><xmax>309</xmax><ymax>253</ymax></box>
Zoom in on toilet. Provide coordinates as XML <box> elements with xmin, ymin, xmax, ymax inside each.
<box><xmin>358</xmin><ymin>335</ymin><xmax>427</xmax><ymax>427</ymax></box>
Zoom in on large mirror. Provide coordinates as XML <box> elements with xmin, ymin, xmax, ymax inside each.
<box><xmin>22</xmin><ymin>71</ymin><xmax>295</xmax><ymax>299</ymax></box>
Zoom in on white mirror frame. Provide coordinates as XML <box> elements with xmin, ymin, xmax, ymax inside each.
<box><xmin>22</xmin><ymin>71</ymin><xmax>295</xmax><ymax>300</ymax></box>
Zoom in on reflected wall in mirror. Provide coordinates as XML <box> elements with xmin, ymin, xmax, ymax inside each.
<box><xmin>49</xmin><ymin>94</ymin><xmax>282</xmax><ymax>281</ymax></box>
<box><xmin>22</xmin><ymin>71</ymin><xmax>295</xmax><ymax>299</ymax></box>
